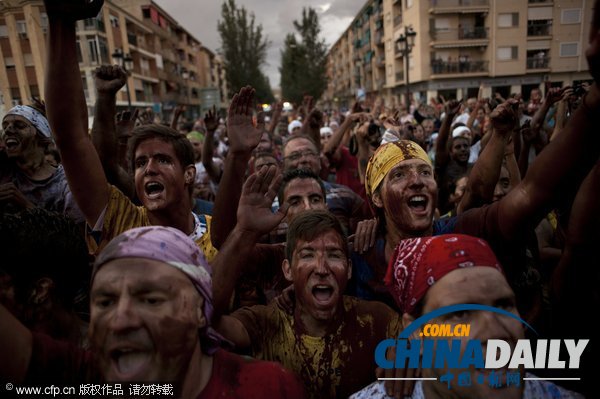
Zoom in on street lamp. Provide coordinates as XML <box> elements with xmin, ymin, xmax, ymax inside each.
<box><xmin>396</xmin><ymin>26</ymin><xmax>417</xmax><ymax>107</ymax></box>
<box><xmin>112</xmin><ymin>48</ymin><xmax>133</xmax><ymax>107</ymax></box>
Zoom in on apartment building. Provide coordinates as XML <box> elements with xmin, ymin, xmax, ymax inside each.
<box><xmin>323</xmin><ymin>0</ymin><xmax>593</xmax><ymax>109</ymax></box>
<box><xmin>0</xmin><ymin>0</ymin><xmax>225</xmax><ymax>121</ymax></box>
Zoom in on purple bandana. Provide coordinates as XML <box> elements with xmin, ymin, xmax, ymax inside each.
<box><xmin>93</xmin><ymin>225</ymin><xmax>226</xmax><ymax>354</ymax></box>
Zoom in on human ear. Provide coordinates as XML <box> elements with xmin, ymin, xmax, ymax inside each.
<box><xmin>282</xmin><ymin>259</ymin><xmax>293</xmax><ymax>282</ymax></box>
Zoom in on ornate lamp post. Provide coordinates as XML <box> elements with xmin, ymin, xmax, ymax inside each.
<box><xmin>396</xmin><ymin>26</ymin><xmax>417</xmax><ymax>106</ymax></box>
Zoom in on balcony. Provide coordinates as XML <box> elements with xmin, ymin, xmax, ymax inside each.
<box><xmin>396</xmin><ymin>71</ymin><xmax>404</xmax><ymax>82</ymax></box>
<box><xmin>430</xmin><ymin>27</ymin><xmax>488</xmax><ymax>41</ymax></box>
<box><xmin>527</xmin><ymin>21</ymin><xmax>552</xmax><ymax>37</ymax></box>
<box><xmin>394</xmin><ymin>14</ymin><xmax>402</xmax><ymax>27</ymax></box>
<box><xmin>431</xmin><ymin>59</ymin><xmax>488</xmax><ymax>75</ymax></box>
<box><xmin>429</xmin><ymin>0</ymin><xmax>489</xmax><ymax>13</ymax></box>
<box><xmin>81</xmin><ymin>18</ymin><xmax>105</xmax><ymax>32</ymax></box>
<box><xmin>526</xmin><ymin>56</ymin><xmax>550</xmax><ymax>70</ymax></box>
<box><xmin>127</xmin><ymin>33</ymin><xmax>138</xmax><ymax>46</ymax></box>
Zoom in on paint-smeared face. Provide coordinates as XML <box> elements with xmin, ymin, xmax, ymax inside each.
<box><xmin>2</xmin><ymin>115</ymin><xmax>40</xmax><ymax>158</ymax></box>
<box><xmin>451</xmin><ymin>137</ymin><xmax>471</xmax><ymax>164</ymax></box>
<box><xmin>284</xmin><ymin>230</ymin><xmax>350</xmax><ymax>323</ymax></box>
<box><xmin>133</xmin><ymin>138</ymin><xmax>193</xmax><ymax>213</ymax></box>
<box><xmin>282</xmin><ymin>178</ymin><xmax>327</xmax><ymax>223</ymax></box>
<box><xmin>374</xmin><ymin>159</ymin><xmax>437</xmax><ymax>235</ymax></box>
<box><xmin>418</xmin><ymin>267</ymin><xmax>524</xmax><ymax>399</ymax></box>
<box><xmin>90</xmin><ymin>258</ymin><xmax>205</xmax><ymax>382</ymax></box>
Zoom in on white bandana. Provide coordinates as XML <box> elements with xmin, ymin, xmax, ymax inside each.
<box><xmin>6</xmin><ymin>105</ymin><xmax>52</xmax><ymax>139</ymax></box>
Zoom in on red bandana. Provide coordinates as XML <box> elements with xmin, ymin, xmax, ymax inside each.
<box><xmin>385</xmin><ymin>234</ymin><xmax>503</xmax><ymax>315</ymax></box>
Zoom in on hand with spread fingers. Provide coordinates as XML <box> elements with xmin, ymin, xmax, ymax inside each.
<box><xmin>227</xmin><ymin>86</ymin><xmax>264</xmax><ymax>156</ymax></box>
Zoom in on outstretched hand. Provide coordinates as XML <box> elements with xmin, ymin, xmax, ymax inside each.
<box><xmin>43</xmin><ymin>0</ymin><xmax>104</xmax><ymax>21</ymax></box>
<box><xmin>236</xmin><ymin>165</ymin><xmax>288</xmax><ymax>236</ymax></box>
<box><xmin>94</xmin><ymin>65</ymin><xmax>127</xmax><ymax>95</ymax></box>
<box><xmin>490</xmin><ymin>99</ymin><xmax>519</xmax><ymax>133</ymax></box>
<box><xmin>115</xmin><ymin>109</ymin><xmax>138</xmax><ymax>143</ymax></box>
<box><xmin>204</xmin><ymin>106</ymin><xmax>219</xmax><ymax>132</ymax></box>
<box><xmin>445</xmin><ymin>99</ymin><xmax>462</xmax><ymax>117</ymax></box>
<box><xmin>227</xmin><ymin>86</ymin><xmax>264</xmax><ymax>155</ymax></box>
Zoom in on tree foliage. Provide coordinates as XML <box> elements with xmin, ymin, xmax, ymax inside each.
<box><xmin>280</xmin><ymin>8</ymin><xmax>328</xmax><ymax>104</ymax></box>
<box><xmin>218</xmin><ymin>0</ymin><xmax>274</xmax><ymax>103</ymax></box>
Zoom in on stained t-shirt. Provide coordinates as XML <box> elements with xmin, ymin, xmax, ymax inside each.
<box><xmin>0</xmin><ymin>164</ymin><xmax>85</xmax><ymax>224</ymax></box>
<box><xmin>231</xmin><ymin>296</ymin><xmax>402</xmax><ymax>399</ymax></box>
<box><xmin>86</xmin><ymin>185</ymin><xmax>217</xmax><ymax>262</ymax></box>
<box><xmin>25</xmin><ymin>333</ymin><xmax>306</xmax><ymax>399</ymax></box>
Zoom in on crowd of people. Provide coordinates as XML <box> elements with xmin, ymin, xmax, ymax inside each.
<box><xmin>1</xmin><ymin>0</ymin><xmax>599</xmax><ymax>398</ymax></box>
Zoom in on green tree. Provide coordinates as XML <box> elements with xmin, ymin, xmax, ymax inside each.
<box><xmin>280</xmin><ymin>7</ymin><xmax>328</xmax><ymax>104</ymax></box>
<box><xmin>218</xmin><ymin>0</ymin><xmax>274</xmax><ymax>103</ymax></box>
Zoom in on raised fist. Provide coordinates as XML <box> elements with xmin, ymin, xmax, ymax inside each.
<box><xmin>94</xmin><ymin>65</ymin><xmax>127</xmax><ymax>95</ymax></box>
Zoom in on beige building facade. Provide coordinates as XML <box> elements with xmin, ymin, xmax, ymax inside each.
<box><xmin>324</xmin><ymin>0</ymin><xmax>593</xmax><ymax>109</ymax></box>
<box><xmin>0</xmin><ymin>0</ymin><xmax>225</xmax><ymax>121</ymax></box>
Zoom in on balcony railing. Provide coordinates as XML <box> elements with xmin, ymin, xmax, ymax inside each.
<box><xmin>430</xmin><ymin>27</ymin><xmax>488</xmax><ymax>41</ymax></box>
<box><xmin>431</xmin><ymin>60</ymin><xmax>488</xmax><ymax>74</ymax></box>
<box><xmin>527</xmin><ymin>22</ymin><xmax>552</xmax><ymax>37</ymax></box>
<box><xmin>526</xmin><ymin>56</ymin><xmax>550</xmax><ymax>69</ymax></box>
<box><xmin>430</xmin><ymin>0</ymin><xmax>489</xmax><ymax>7</ymax></box>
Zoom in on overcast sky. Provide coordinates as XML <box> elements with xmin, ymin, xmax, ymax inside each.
<box><xmin>154</xmin><ymin>0</ymin><xmax>366</xmax><ymax>90</ymax></box>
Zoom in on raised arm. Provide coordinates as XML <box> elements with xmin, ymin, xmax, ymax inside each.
<box><xmin>496</xmin><ymin>29</ymin><xmax>600</xmax><ymax>240</ymax></box>
<box><xmin>323</xmin><ymin>112</ymin><xmax>367</xmax><ymax>163</ymax></box>
<box><xmin>212</xmin><ymin>166</ymin><xmax>287</xmax><ymax>348</ymax></box>
<box><xmin>301</xmin><ymin>107</ymin><xmax>324</xmax><ymax>152</ymax></box>
<box><xmin>267</xmin><ymin>100</ymin><xmax>283</xmax><ymax>135</ymax></box>
<box><xmin>201</xmin><ymin>107</ymin><xmax>223</xmax><ymax>184</ymax></box>
<box><xmin>91</xmin><ymin>65</ymin><xmax>134</xmax><ymax>198</ymax></box>
<box><xmin>44</xmin><ymin>0</ymin><xmax>109</xmax><ymax>227</ymax></box>
<box><xmin>210</xmin><ymin>86</ymin><xmax>264</xmax><ymax>248</ymax></box>
<box><xmin>434</xmin><ymin>99</ymin><xmax>462</xmax><ymax>170</ymax></box>
<box><xmin>457</xmin><ymin>100</ymin><xmax>517</xmax><ymax>214</ymax></box>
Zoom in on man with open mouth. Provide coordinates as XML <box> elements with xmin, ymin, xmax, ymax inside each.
<box><xmin>41</xmin><ymin>0</ymin><xmax>264</xmax><ymax>261</ymax></box>
<box><xmin>0</xmin><ymin>225</ymin><xmax>306</xmax><ymax>398</ymax></box>
<box><xmin>0</xmin><ymin>101</ymin><xmax>85</xmax><ymax>224</ymax></box>
<box><xmin>210</xmin><ymin>166</ymin><xmax>401</xmax><ymax>399</ymax></box>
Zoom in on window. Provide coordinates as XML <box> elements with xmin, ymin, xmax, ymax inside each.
<box><xmin>16</xmin><ymin>20</ymin><xmax>27</xmax><ymax>38</ymax></box>
<box><xmin>98</xmin><ymin>36</ymin><xmax>109</xmax><ymax>63</ymax></box>
<box><xmin>76</xmin><ymin>40</ymin><xmax>83</xmax><ymax>63</ymax></box>
<box><xmin>0</xmin><ymin>25</ymin><xmax>7</xmax><ymax>38</ymax></box>
<box><xmin>23</xmin><ymin>54</ymin><xmax>34</xmax><ymax>66</ymax></box>
<box><xmin>109</xmin><ymin>15</ymin><xmax>119</xmax><ymax>28</ymax></box>
<box><xmin>498</xmin><ymin>13</ymin><xmax>519</xmax><ymax>28</ymax></box>
<box><xmin>497</xmin><ymin>46</ymin><xmax>518</xmax><ymax>60</ymax></box>
<box><xmin>40</xmin><ymin>13</ymin><xmax>48</xmax><ymax>33</ymax></box>
<box><xmin>87</xmin><ymin>37</ymin><xmax>99</xmax><ymax>63</ymax></box>
<box><xmin>140</xmin><ymin>58</ymin><xmax>150</xmax><ymax>73</ymax></box>
<box><xmin>560</xmin><ymin>42</ymin><xmax>579</xmax><ymax>57</ymax></box>
<box><xmin>561</xmin><ymin>9</ymin><xmax>581</xmax><ymax>24</ymax></box>
<box><xmin>5</xmin><ymin>57</ymin><xmax>15</xmax><ymax>68</ymax></box>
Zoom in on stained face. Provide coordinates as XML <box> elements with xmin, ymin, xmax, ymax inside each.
<box><xmin>283</xmin><ymin>138</ymin><xmax>320</xmax><ymax>175</ymax></box>
<box><xmin>282</xmin><ymin>178</ymin><xmax>327</xmax><ymax>222</ymax></box>
<box><xmin>188</xmin><ymin>138</ymin><xmax>203</xmax><ymax>162</ymax></box>
<box><xmin>257</xmin><ymin>132</ymin><xmax>272</xmax><ymax>152</ymax></box>
<box><xmin>133</xmin><ymin>138</ymin><xmax>192</xmax><ymax>213</ymax></box>
<box><xmin>451</xmin><ymin>176</ymin><xmax>468</xmax><ymax>205</ymax></box>
<box><xmin>283</xmin><ymin>230</ymin><xmax>350</xmax><ymax>323</ymax></box>
<box><xmin>320</xmin><ymin>132</ymin><xmax>332</xmax><ymax>148</ymax></box>
<box><xmin>89</xmin><ymin>258</ymin><xmax>205</xmax><ymax>382</ymax></box>
<box><xmin>254</xmin><ymin>156</ymin><xmax>278</xmax><ymax>173</ymax></box>
<box><xmin>374</xmin><ymin>159</ymin><xmax>437</xmax><ymax>235</ymax></box>
<box><xmin>417</xmin><ymin>267</ymin><xmax>524</xmax><ymax>399</ymax></box>
<box><xmin>450</xmin><ymin>137</ymin><xmax>471</xmax><ymax>163</ymax></box>
<box><xmin>493</xmin><ymin>166</ymin><xmax>511</xmax><ymax>202</ymax></box>
<box><xmin>2</xmin><ymin>115</ymin><xmax>39</xmax><ymax>159</ymax></box>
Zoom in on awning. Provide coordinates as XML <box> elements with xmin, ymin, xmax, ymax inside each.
<box><xmin>528</xmin><ymin>7</ymin><xmax>553</xmax><ymax>21</ymax></box>
<box><xmin>527</xmin><ymin>40</ymin><xmax>551</xmax><ymax>51</ymax></box>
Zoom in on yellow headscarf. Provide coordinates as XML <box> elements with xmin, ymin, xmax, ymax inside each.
<box><xmin>365</xmin><ymin>140</ymin><xmax>432</xmax><ymax>198</ymax></box>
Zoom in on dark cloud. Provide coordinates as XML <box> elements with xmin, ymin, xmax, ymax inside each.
<box><xmin>155</xmin><ymin>0</ymin><xmax>365</xmax><ymax>89</ymax></box>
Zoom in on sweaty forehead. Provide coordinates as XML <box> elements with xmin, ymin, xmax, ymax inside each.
<box><xmin>284</xmin><ymin>178</ymin><xmax>323</xmax><ymax>198</ymax></box>
<box><xmin>294</xmin><ymin>229</ymin><xmax>345</xmax><ymax>252</ymax></box>
<box><xmin>3</xmin><ymin>114</ymin><xmax>31</xmax><ymax>126</ymax></box>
